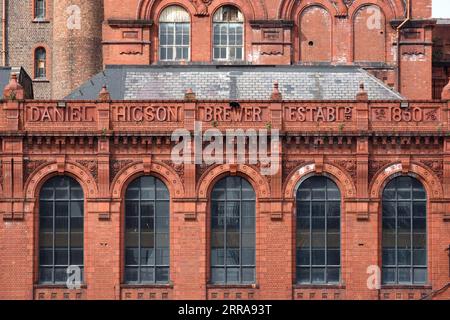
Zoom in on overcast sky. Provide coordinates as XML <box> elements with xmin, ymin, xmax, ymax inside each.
<box><xmin>433</xmin><ymin>0</ymin><xmax>450</xmax><ymax>18</ymax></box>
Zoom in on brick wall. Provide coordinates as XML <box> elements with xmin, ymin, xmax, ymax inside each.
<box><xmin>0</xmin><ymin>97</ymin><xmax>448</xmax><ymax>300</ymax></box>
<box><xmin>6</xmin><ymin>0</ymin><xmax>53</xmax><ymax>99</ymax></box>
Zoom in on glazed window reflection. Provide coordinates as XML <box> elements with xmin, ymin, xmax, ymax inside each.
<box><xmin>382</xmin><ymin>176</ymin><xmax>427</xmax><ymax>285</ymax></box>
<box><xmin>124</xmin><ymin>176</ymin><xmax>170</xmax><ymax>284</ymax></box>
<box><xmin>296</xmin><ymin>176</ymin><xmax>341</xmax><ymax>284</ymax></box>
<box><xmin>210</xmin><ymin>176</ymin><xmax>255</xmax><ymax>284</ymax></box>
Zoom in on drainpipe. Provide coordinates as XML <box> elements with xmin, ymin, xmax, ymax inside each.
<box><xmin>2</xmin><ymin>0</ymin><xmax>6</xmax><ymax>66</ymax></box>
<box><xmin>396</xmin><ymin>0</ymin><xmax>411</xmax><ymax>93</ymax></box>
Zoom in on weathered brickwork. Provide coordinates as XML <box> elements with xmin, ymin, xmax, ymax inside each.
<box><xmin>0</xmin><ymin>0</ymin><xmax>103</xmax><ymax>99</ymax></box>
<box><xmin>0</xmin><ymin>0</ymin><xmax>446</xmax><ymax>100</ymax></box>
<box><xmin>0</xmin><ymin>0</ymin><xmax>448</xmax><ymax>301</ymax></box>
<box><xmin>0</xmin><ymin>78</ymin><xmax>449</xmax><ymax>300</ymax></box>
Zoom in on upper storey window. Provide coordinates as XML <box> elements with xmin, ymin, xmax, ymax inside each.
<box><xmin>159</xmin><ymin>6</ymin><xmax>190</xmax><ymax>61</ymax></box>
<box><xmin>213</xmin><ymin>6</ymin><xmax>244</xmax><ymax>61</ymax></box>
<box><xmin>35</xmin><ymin>0</ymin><xmax>46</xmax><ymax>19</ymax></box>
<box><xmin>34</xmin><ymin>47</ymin><xmax>46</xmax><ymax>79</ymax></box>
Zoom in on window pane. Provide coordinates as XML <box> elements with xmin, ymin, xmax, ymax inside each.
<box><xmin>413</xmin><ymin>268</ymin><xmax>427</xmax><ymax>283</ymax></box>
<box><xmin>211</xmin><ymin>268</ymin><xmax>225</xmax><ymax>283</ymax></box>
<box><xmin>327</xmin><ymin>267</ymin><xmax>340</xmax><ymax>283</ymax></box>
<box><xmin>311</xmin><ymin>267</ymin><xmax>325</xmax><ymax>283</ymax></box>
<box><xmin>156</xmin><ymin>267</ymin><xmax>169</xmax><ymax>282</ymax></box>
<box><xmin>226</xmin><ymin>268</ymin><xmax>240</xmax><ymax>283</ymax></box>
<box><xmin>242</xmin><ymin>268</ymin><xmax>255</xmax><ymax>283</ymax></box>
<box><xmin>141</xmin><ymin>267</ymin><xmax>155</xmax><ymax>283</ymax></box>
<box><xmin>125</xmin><ymin>267</ymin><xmax>138</xmax><ymax>282</ymax></box>
<box><xmin>297</xmin><ymin>267</ymin><xmax>310</xmax><ymax>283</ymax></box>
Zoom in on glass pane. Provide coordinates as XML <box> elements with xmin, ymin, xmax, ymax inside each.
<box><xmin>312</xmin><ymin>249</ymin><xmax>325</xmax><ymax>265</ymax></box>
<box><xmin>70</xmin><ymin>201</ymin><xmax>83</xmax><ymax>218</ymax></box>
<box><xmin>413</xmin><ymin>268</ymin><xmax>427</xmax><ymax>283</ymax></box>
<box><xmin>382</xmin><ymin>202</ymin><xmax>396</xmax><ymax>217</ymax></box>
<box><xmin>382</xmin><ymin>249</ymin><xmax>396</xmax><ymax>266</ymax></box>
<box><xmin>141</xmin><ymin>267</ymin><xmax>155</xmax><ymax>282</ymax></box>
<box><xmin>39</xmin><ymin>249</ymin><xmax>53</xmax><ymax>265</ymax></box>
<box><xmin>327</xmin><ymin>267</ymin><xmax>340</xmax><ymax>283</ymax></box>
<box><xmin>211</xmin><ymin>268</ymin><xmax>225</xmax><ymax>283</ymax></box>
<box><xmin>327</xmin><ymin>202</ymin><xmax>340</xmax><ymax>217</ymax></box>
<box><xmin>413</xmin><ymin>202</ymin><xmax>426</xmax><ymax>217</ymax></box>
<box><xmin>382</xmin><ymin>267</ymin><xmax>396</xmax><ymax>284</ymax></box>
<box><xmin>297</xmin><ymin>267</ymin><xmax>310</xmax><ymax>283</ymax></box>
<box><xmin>55</xmin><ymin>202</ymin><xmax>69</xmax><ymax>216</ymax></box>
<box><xmin>54</xmin><ymin>267</ymin><xmax>67</xmax><ymax>283</ymax></box>
<box><xmin>226</xmin><ymin>268</ymin><xmax>240</xmax><ymax>283</ymax></box>
<box><xmin>125</xmin><ymin>248</ymin><xmax>139</xmax><ymax>265</ymax></box>
<box><xmin>297</xmin><ymin>249</ymin><xmax>310</xmax><ymax>265</ymax></box>
<box><xmin>398</xmin><ymin>267</ymin><xmax>412</xmax><ymax>283</ymax></box>
<box><xmin>70</xmin><ymin>249</ymin><xmax>83</xmax><ymax>265</ymax></box>
<box><xmin>156</xmin><ymin>267</ymin><xmax>169</xmax><ymax>282</ymax></box>
<box><xmin>211</xmin><ymin>248</ymin><xmax>225</xmax><ymax>266</ymax></box>
<box><xmin>242</xmin><ymin>267</ymin><xmax>255</xmax><ymax>283</ymax></box>
<box><xmin>311</xmin><ymin>267</ymin><xmax>325</xmax><ymax>283</ymax></box>
<box><xmin>125</xmin><ymin>267</ymin><xmax>138</xmax><ymax>282</ymax></box>
<box><xmin>327</xmin><ymin>249</ymin><xmax>340</xmax><ymax>266</ymax></box>
<box><xmin>312</xmin><ymin>202</ymin><xmax>325</xmax><ymax>217</ymax></box>
<box><xmin>39</xmin><ymin>267</ymin><xmax>53</xmax><ymax>283</ymax></box>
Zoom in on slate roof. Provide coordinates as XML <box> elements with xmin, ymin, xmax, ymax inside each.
<box><xmin>65</xmin><ymin>65</ymin><xmax>404</xmax><ymax>101</ymax></box>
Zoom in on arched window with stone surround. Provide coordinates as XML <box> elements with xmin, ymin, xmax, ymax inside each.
<box><xmin>159</xmin><ymin>5</ymin><xmax>190</xmax><ymax>61</ymax></box>
<box><xmin>213</xmin><ymin>6</ymin><xmax>244</xmax><ymax>61</ymax></box>
<box><xmin>210</xmin><ymin>176</ymin><xmax>255</xmax><ymax>284</ymax></box>
<box><xmin>124</xmin><ymin>176</ymin><xmax>170</xmax><ymax>284</ymax></box>
<box><xmin>296</xmin><ymin>176</ymin><xmax>341</xmax><ymax>284</ymax></box>
<box><xmin>382</xmin><ymin>176</ymin><xmax>427</xmax><ymax>284</ymax></box>
<box><xmin>34</xmin><ymin>47</ymin><xmax>46</xmax><ymax>79</ymax></box>
<box><xmin>39</xmin><ymin>176</ymin><xmax>84</xmax><ymax>284</ymax></box>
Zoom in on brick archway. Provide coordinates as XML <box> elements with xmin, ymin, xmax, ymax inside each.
<box><xmin>278</xmin><ymin>0</ymin><xmax>403</xmax><ymax>20</ymax></box>
<box><xmin>110</xmin><ymin>160</ymin><xmax>185</xmax><ymax>199</ymax></box>
<box><xmin>197</xmin><ymin>164</ymin><xmax>271</xmax><ymax>200</ymax></box>
<box><xmin>283</xmin><ymin>162</ymin><xmax>357</xmax><ymax>199</ymax></box>
<box><xmin>369</xmin><ymin>162</ymin><xmax>444</xmax><ymax>200</ymax></box>
<box><xmin>24</xmin><ymin>161</ymin><xmax>99</xmax><ymax>201</ymax></box>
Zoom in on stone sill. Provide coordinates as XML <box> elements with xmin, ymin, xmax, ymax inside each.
<box><xmin>380</xmin><ymin>285</ymin><xmax>432</xmax><ymax>290</ymax></box>
<box><xmin>121</xmin><ymin>284</ymin><xmax>174</xmax><ymax>289</ymax></box>
<box><xmin>34</xmin><ymin>284</ymin><xmax>87</xmax><ymax>289</ymax></box>
<box><xmin>33</xmin><ymin>78</ymin><xmax>50</xmax><ymax>83</ymax></box>
<box><xmin>207</xmin><ymin>284</ymin><xmax>259</xmax><ymax>289</ymax></box>
<box><xmin>32</xmin><ymin>19</ymin><xmax>50</xmax><ymax>24</ymax></box>
<box><xmin>294</xmin><ymin>284</ymin><xmax>345</xmax><ymax>289</ymax></box>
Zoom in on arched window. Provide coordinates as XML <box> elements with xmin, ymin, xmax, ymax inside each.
<box><xmin>34</xmin><ymin>47</ymin><xmax>46</xmax><ymax>79</ymax></box>
<box><xmin>159</xmin><ymin>6</ymin><xmax>190</xmax><ymax>61</ymax></box>
<box><xmin>39</xmin><ymin>176</ymin><xmax>84</xmax><ymax>284</ymax></box>
<box><xmin>124</xmin><ymin>176</ymin><xmax>170</xmax><ymax>284</ymax></box>
<box><xmin>211</xmin><ymin>176</ymin><xmax>255</xmax><ymax>284</ymax></box>
<box><xmin>382</xmin><ymin>176</ymin><xmax>427</xmax><ymax>284</ymax></box>
<box><xmin>296</xmin><ymin>176</ymin><xmax>341</xmax><ymax>284</ymax></box>
<box><xmin>35</xmin><ymin>0</ymin><xmax>46</xmax><ymax>19</ymax></box>
<box><xmin>213</xmin><ymin>6</ymin><xmax>244</xmax><ymax>61</ymax></box>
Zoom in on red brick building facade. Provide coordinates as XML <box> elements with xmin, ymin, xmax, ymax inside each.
<box><xmin>0</xmin><ymin>0</ymin><xmax>449</xmax><ymax>301</ymax></box>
